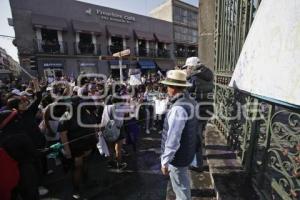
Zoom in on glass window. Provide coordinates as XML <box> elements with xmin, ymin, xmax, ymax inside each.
<box><xmin>79</xmin><ymin>33</ymin><xmax>92</xmax><ymax>43</ymax></box>
<box><xmin>174</xmin><ymin>7</ymin><xmax>198</xmax><ymax>27</ymax></box>
<box><xmin>41</xmin><ymin>29</ymin><xmax>58</xmax><ymax>42</ymax></box>
<box><xmin>110</xmin><ymin>37</ymin><xmax>123</xmax><ymax>54</ymax></box>
<box><xmin>174</xmin><ymin>25</ymin><xmax>198</xmax><ymax>43</ymax></box>
<box><xmin>174</xmin><ymin>7</ymin><xmax>188</xmax><ymax>24</ymax></box>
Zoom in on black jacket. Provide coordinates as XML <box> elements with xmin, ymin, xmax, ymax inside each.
<box><xmin>187</xmin><ymin>65</ymin><xmax>214</xmax><ymax>120</ymax></box>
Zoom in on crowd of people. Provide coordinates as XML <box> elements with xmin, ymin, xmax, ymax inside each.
<box><xmin>0</xmin><ymin>57</ymin><xmax>214</xmax><ymax>200</ymax></box>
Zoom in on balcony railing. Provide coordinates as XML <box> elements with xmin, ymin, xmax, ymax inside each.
<box><xmin>35</xmin><ymin>39</ymin><xmax>68</xmax><ymax>54</ymax></box>
<box><xmin>74</xmin><ymin>42</ymin><xmax>101</xmax><ymax>55</ymax></box>
<box><xmin>187</xmin><ymin>50</ymin><xmax>198</xmax><ymax>57</ymax></box>
<box><xmin>174</xmin><ymin>50</ymin><xmax>198</xmax><ymax>58</ymax></box>
<box><xmin>134</xmin><ymin>48</ymin><xmax>170</xmax><ymax>58</ymax></box>
<box><xmin>157</xmin><ymin>49</ymin><xmax>170</xmax><ymax>58</ymax></box>
<box><xmin>174</xmin><ymin>50</ymin><xmax>186</xmax><ymax>58</ymax></box>
<box><xmin>135</xmin><ymin>47</ymin><xmax>148</xmax><ymax>57</ymax></box>
<box><xmin>148</xmin><ymin>48</ymin><xmax>157</xmax><ymax>57</ymax></box>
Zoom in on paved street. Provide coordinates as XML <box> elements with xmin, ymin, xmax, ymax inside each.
<box><xmin>41</xmin><ymin>129</ymin><xmax>168</xmax><ymax>200</ymax></box>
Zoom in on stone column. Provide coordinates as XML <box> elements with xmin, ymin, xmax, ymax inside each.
<box><xmin>123</xmin><ymin>37</ymin><xmax>126</xmax><ymax>50</ymax></box>
<box><xmin>35</xmin><ymin>28</ymin><xmax>42</xmax><ymax>52</ymax></box>
<box><xmin>146</xmin><ymin>40</ymin><xmax>149</xmax><ymax>55</ymax></box>
<box><xmin>57</xmin><ymin>30</ymin><xmax>64</xmax><ymax>53</ymax></box>
<box><xmin>198</xmin><ymin>0</ymin><xmax>215</xmax><ymax>71</ymax></box>
<box><xmin>108</xmin><ymin>36</ymin><xmax>112</xmax><ymax>54</ymax></box>
<box><xmin>75</xmin><ymin>32</ymin><xmax>80</xmax><ymax>54</ymax></box>
<box><xmin>92</xmin><ymin>33</ymin><xmax>97</xmax><ymax>55</ymax></box>
<box><xmin>135</xmin><ymin>40</ymin><xmax>139</xmax><ymax>56</ymax></box>
<box><xmin>155</xmin><ymin>42</ymin><xmax>158</xmax><ymax>57</ymax></box>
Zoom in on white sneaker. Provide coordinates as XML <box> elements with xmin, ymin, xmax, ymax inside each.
<box><xmin>38</xmin><ymin>186</ymin><xmax>49</xmax><ymax>196</ymax></box>
<box><xmin>72</xmin><ymin>193</ymin><xmax>81</xmax><ymax>199</ymax></box>
<box><xmin>146</xmin><ymin>130</ymin><xmax>150</xmax><ymax>134</ymax></box>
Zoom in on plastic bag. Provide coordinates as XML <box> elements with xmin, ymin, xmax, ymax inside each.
<box><xmin>96</xmin><ymin>132</ymin><xmax>110</xmax><ymax>157</ymax></box>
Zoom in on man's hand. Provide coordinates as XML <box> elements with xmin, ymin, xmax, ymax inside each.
<box><xmin>161</xmin><ymin>165</ymin><xmax>169</xmax><ymax>176</ymax></box>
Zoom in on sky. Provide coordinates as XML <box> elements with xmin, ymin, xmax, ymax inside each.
<box><xmin>0</xmin><ymin>0</ymin><xmax>198</xmax><ymax>62</ymax></box>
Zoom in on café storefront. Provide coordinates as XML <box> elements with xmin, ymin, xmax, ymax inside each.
<box><xmin>10</xmin><ymin>0</ymin><xmax>175</xmax><ymax>79</ymax></box>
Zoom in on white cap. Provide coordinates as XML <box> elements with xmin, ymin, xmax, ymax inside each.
<box><xmin>182</xmin><ymin>57</ymin><xmax>201</xmax><ymax>69</ymax></box>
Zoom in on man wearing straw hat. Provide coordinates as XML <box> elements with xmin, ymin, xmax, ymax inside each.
<box><xmin>160</xmin><ymin>70</ymin><xmax>199</xmax><ymax>200</ymax></box>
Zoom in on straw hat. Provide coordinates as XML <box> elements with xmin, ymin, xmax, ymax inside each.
<box><xmin>160</xmin><ymin>70</ymin><xmax>192</xmax><ymax>87</ymax></box>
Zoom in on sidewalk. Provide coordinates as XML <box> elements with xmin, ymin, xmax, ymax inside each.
<box><xmin>166</xmin><ymin>123</ymin><xmax>259</xmax><ymax>200</ymax></box>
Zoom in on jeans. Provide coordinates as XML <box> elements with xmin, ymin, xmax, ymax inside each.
<box><xmin>169</xmin><ymin>164</ymin><xmax>191</xmax><ymax>200</ymax></box>
<box><xmin>145</xmin><ymin>105</ymin><xmax>154</xmax><ymax>131</ymax></box>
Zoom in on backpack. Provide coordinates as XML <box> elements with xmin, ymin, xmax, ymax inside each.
<box><xmin>102</xmin><ymin>106</ymin><xmax>120</xmax><ymax>142</ymax></box>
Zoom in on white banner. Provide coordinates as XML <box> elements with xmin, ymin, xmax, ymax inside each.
<box><xmin>129</xmin><ymin>73</ymin><xmax>142</xmax><ymax>85</ymax></box>
<box><xmin>229</xmin><ymin>0</ymin><xmax>300</xmax><ymax>106</ymax></box>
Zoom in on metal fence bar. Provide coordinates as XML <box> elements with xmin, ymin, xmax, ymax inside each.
<box><xmin>224</xmin><ymin>1</ymin><xmax>229</xmax><ymax>72</ymax></box>
<box><xmin>243</xmin><ymin>0</ymin><xmax>250</xmax><ymax>44</ymax></box>
<box><xmin>228</xmin><ymin>0</ymin><xmax>234</xmax><ymax>71</ymax></box>
<box><xmin>219</xmin><ymin>0</ymin><xmax>224</xmax><ymax>72</ymax></box>
<box><xmin>233</xmin><ymin>0</ymin><xmax>241</xmax><ymax>65</ymax></box>
<box><xmin>248</xmin><ymin>0</ymin><xmax>254</xmax><ymax>31</ymax></box>
<box><xmin>236</xmin><ymin>0</ymin><xmax>243</xmax><ymax>59</ymax></box>
<box><xmin>230</xmin><ymin>0</ymin><xmax>235</xmax><ymax>71</ymax></box>
<box><xmin>215</xmin><ymin>0</ymin><xmax>221</xmax><ymax>71</ymax></box>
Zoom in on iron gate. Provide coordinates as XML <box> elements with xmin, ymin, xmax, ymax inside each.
<box><xmin>213</xmin><ymin>0</ymin><xmax>300</xmax><ymax>199</ymax></box>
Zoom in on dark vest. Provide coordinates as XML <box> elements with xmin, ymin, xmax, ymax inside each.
<box><xmin>161</xmin><ymin>92</ymin><xmax>199</xmax><ymax>167</ymax></box>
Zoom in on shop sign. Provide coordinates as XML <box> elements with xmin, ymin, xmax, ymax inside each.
<box><xmin>86</xmin><ymin>8</ymin><xmax>136</xmax><ymax>24</ymax></box>
<box><xmin>42</xmin><ymin>61</ymin><xmax>64</xmax><ymax>68</ymax></box>
<box><xmin>79</xmin><ymin>62</ymin><xmax>97</xmax><ymax>67</ymax></box>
